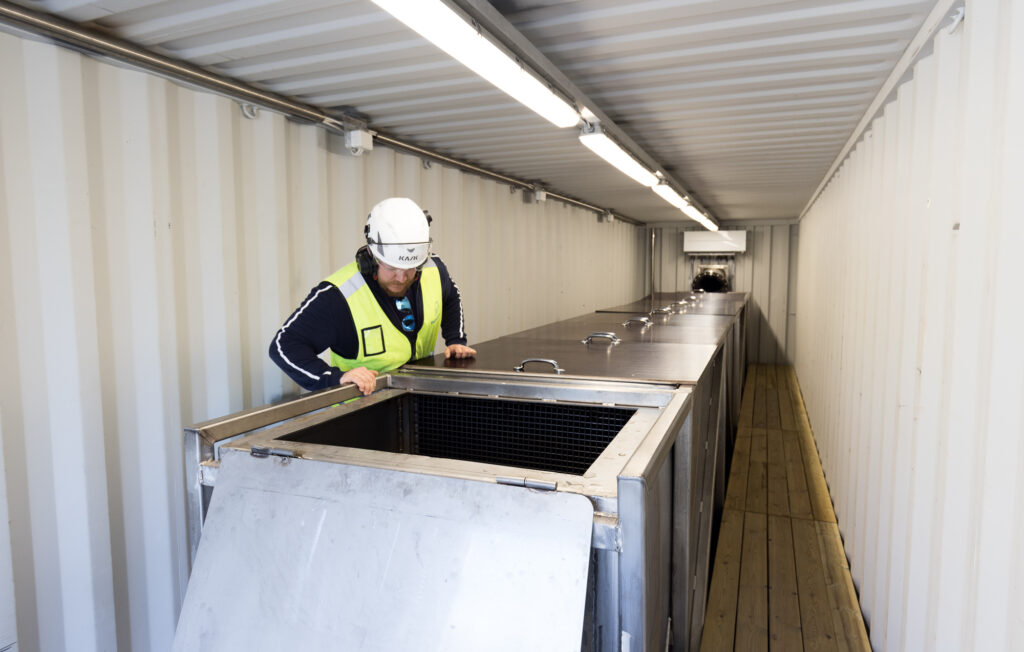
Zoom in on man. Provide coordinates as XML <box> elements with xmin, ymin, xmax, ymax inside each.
<box><xmin>269</xmin><ymin>197</ymin><xmax>475</xmax><ymax>395</ymax></box>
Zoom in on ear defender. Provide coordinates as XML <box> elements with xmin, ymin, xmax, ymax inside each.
<box><xmin>355</xmin><ymin>245</ymin><xmax>378</xmax><ymax>278</ymax></box>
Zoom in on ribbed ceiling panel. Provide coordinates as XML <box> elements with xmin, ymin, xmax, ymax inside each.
<box><xmin>12</xmin><ymin>0</ymin><xmax>936</xmax><ymax>222</ymax></box>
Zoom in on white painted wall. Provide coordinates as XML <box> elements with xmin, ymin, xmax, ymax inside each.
<box><xmin>795</xmin><ymin>2</ymin><xmax>1024</xmax><ymax>650</ymax></box>
<box><xmin>654</xmin><ymin>224</ymin><xmax>795</xmax><ymax>364</ymax></box>
<box><xmin>0</xmin><ymin>416</ymin><xmax>17</xmax><ymax>652</ymax></box>
<box><xmin>0</xmin><ymin>31</ymin><xmax>646</xmax><ymax>652</ymax></box>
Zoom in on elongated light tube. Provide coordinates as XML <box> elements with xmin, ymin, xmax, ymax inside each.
<box><xmin>371</xmin><ymin>0</ymin><xmax>580</xmax><ymax>128</ymax></box>
<box><xmin>682</xmin><ymin>203</ymin><xmax>719</xmax><ymax>231</ymax></box>
<box><xmin>654</xmin><ymin>183</ymin><xmax>718</xmax><ymax>231</ymax></box>
<box><xmin>652</xmin><ymin>183</ymin><xmax>688</xmax><ymax>209</ymax></box>
<box><xmin>579</xmin><ymin>129</ymin><xmax>660</xmax><ymax>187</ymax></box>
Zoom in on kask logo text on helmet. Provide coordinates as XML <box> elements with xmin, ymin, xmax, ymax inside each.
<box><xmin>399</xmin><ymin>255</ymin><xmax>417</xmax><ymax>261</ymax></box>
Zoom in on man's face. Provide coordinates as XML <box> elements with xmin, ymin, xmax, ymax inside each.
<box><xmin>376</xmin><ymin>260</ymin><xmax>418</xmax><ymax>297</ymax></box>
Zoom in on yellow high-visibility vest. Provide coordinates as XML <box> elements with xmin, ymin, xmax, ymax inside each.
<box><xmin>324</xmin><ymin>259</ymin><xmax>442</xmax><ymax>373</ymax></box>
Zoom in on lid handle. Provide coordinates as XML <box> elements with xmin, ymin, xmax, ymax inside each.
<box><xmin>622</xmin><ymin>316</ymin><xmax>652</xmax><ymax>327</ymax></box>
<box><xmin>581</xmin><ymin>331</ymin><xmax>621</xmax><ymax>345</ymax></box>
<box><xmin>513</xmin><ymin>358</ymin><xmax>565</xmax><ymax>374</ymax></box>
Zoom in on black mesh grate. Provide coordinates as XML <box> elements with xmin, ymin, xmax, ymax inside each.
<box><xmin>413</xmin><ymin>394</ymin><xmax>635</xmax><ymax>475</ymax></box>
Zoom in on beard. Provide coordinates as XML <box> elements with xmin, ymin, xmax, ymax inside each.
<box><xmin>380</xmin><ymin>277</ymin><xmax>414</xmax><ymax>297</ymax></box>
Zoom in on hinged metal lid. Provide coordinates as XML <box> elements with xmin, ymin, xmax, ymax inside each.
<box><xmin>596</xmin><ymin>291</ymin><xmax>747</xmax><ymax>316</ymax></box>
<box><xmin>410</xmin><ymin>337</ymin><xmax>719</xmax><ymax>385</ymax></box>
<box><xmin>173</xmin><ymin>450</ymin><xmax>594</xmax><ymax>652</ymax></box>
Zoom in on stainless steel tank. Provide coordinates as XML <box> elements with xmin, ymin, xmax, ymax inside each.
<box><xmin>179</xmin><ymin>295</ymin><xmax>748</xmax><ymax>651</ymax></box>
<box><xmin>181</xmin><ymin>372</ymin><xmax>692</xmax><ymax>652</ymax></box>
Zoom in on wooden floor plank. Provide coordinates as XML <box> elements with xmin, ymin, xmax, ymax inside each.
<box><xmin>725</xmin><ymin>434</ymin><xmax>752</xmax><ymax>512</ymax></box>
<box><xmin>816</xmin><ymin>522</ymin><xmax>871</xmax><ymax>652</ymax></box>
<box><xmin>783</xmin><ymin>429</ymin><xmax>814</xmax><ymax>520</ymax></box>
<box><xmin>765</xmin><ymin>388</ymin><xmax>782</xmax><ymax>429</ymax></box>
<box><xmin>735</xmin><ymin>512</ymin><xmax>769</xmax><ymax>652</ymax></box>
<box><xmin>765</xmin><ymin>366</ymin><xmax>780</xmax><ymax>430</ymax></box>
<box><xmin>792</xmin><ymin>519</ymin><xmax>839</xmax><ymax>652</ymax></box>
<box><xmin>739</xmin><ymin>366</ymin><xmax>757</xmax><ymax>429</ymax></box>
<box><xmin>705</xmin><ymin>365</ymin><xmax>870</xmax><ymax>652</ymax></box>
<box><xmin>777</xmin><ymin>367</ymin><xmax>797</xmax><ymax>430</ymax></box>
<box><xmin>787</xmin><ymin>367</ymin><xmax>813</xmax><ymax>434</ymax></box>
<box><xmin>700</xmin><ymin>509</ymin><xmax>745</xmax><ymax>652</ymax></box>
<box><xmin>766</xmin><ymin>429</ymin><xmax>790</xmax><ymax>517</ymax></box>
<box><xmin>745</xmin><ymin>429</ymin><xmax>768</xmax><ymax>514</ymax></box>
<box><xmin>797</xmin><ymin>420</ymin><xmax>836</xmax><ymax>523</ymax></box>
<box><xmin>768</xmin><ymin>515</ymin><xmax>802</xmax><ymax>651</ymax></box>
<box><xmin>753</xmin><ymin>366</ymin><xmax>768</xmax><ymax>428</ymax></box>
<box><xmin>786</xmin><ymin>370</ymin><xmax>836</xmax><ymax>524</ymax></box>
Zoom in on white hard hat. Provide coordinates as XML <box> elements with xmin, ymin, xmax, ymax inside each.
<box><xmin>365</xmin><ymin>197</ymin><xmax>432</xmax><ymax>269</ymax></box>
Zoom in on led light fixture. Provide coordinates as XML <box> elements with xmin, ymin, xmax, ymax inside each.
<box><xmin>652</xmin><ymin>183</ymin><xmax>688</xmax><ymax>209</ymax></box>
<box><xmin>371</xmin><ymin>0</ymin><xmax>580</xmax><ymax>128</ymax></box>
<box><xmin>653</xmin><ymin>183</ymin><xmax>718</xmax><ymax>231</ymax></box>
<box><xmin>682</xmin><ymin>203</ymin><xmax>719</xmax><ymax>231</ymax></box>
<box><xmin>578</xmin><ymin>126</ymin><xmax>660</xmax><ymax>187</ymax></box>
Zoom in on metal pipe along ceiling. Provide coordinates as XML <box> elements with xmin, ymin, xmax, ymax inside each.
<box><xmin>0</xmin><ymin>0</ymin><xmax>642</xmax><ymax>226</ymax></box>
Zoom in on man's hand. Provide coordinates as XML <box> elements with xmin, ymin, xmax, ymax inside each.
<box><xmin>444</xmin><ymin>343</ymin><xmax>477</xmax><ymax>359</ymax></box>
<box><xmin>340</xmin><ymin>367</ymin><xmax>378</xmax><ymax>395</ymax></box>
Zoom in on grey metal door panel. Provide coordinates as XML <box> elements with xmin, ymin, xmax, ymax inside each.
<box><xmin>174</xmin><ymin>451</ymin><xmax>594</xmax><ymax>652</ymax></box>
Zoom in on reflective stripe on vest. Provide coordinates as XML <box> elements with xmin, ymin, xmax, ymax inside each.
<box><xmin>324</xmin><ymin>259</ymin><xmax>442</xmax><ymax>373</ymax></box>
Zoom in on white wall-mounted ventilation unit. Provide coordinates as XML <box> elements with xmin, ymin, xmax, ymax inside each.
<box><xmin>683</xmin><ymin>231</ymin><xmax>747</xmax><ymax>254</ymax></box>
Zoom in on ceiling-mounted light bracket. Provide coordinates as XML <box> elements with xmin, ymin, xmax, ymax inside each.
<box><xmin>579</xmin><ymin>123</ymin><xmax>660</xmax><ymax>187</ymax></box>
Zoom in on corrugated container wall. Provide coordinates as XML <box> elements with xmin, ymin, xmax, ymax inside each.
<box><xmin>653</xmin><ymin>224</ymin><xmax>796</xmax><ymax>364</ymax></box>
<box><xmin>795</xmin><ymin>3</ymin><xmax>1024</xmax><ymax>651</ymax></box>
<box><xmin>0</xmin><ymin>30</ymin><xmax>646</xmax><ymax>652</ymax></box>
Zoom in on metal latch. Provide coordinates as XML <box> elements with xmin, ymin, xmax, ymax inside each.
<box><xmin>496</xmin><ymin>476</ymin><xmax>557</xmax><ymax>491</ymax></box>
<box><xmin>250</xmin><ymin>446</ymin><xmax>297</xmax><ymax>459</ymax></box>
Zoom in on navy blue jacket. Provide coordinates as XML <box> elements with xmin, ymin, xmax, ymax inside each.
<box><xmin>269</xmin><ymin>255</ymin><xmax>467</xmax><ymax>390</ymax></box>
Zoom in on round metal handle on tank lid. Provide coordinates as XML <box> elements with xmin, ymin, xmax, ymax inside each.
<box><xmin>581</xmin><ymin>331</ymin><xmax>621</xmax><ymax>345</ymax></box>
<box><xmin>622</xmin><ymin>316</ymin><xmax>652</xmax><ymax>328</ymax></box>
<box><xmin>651</xmin><ymin>306</ymin><xmax>673</xmax><ymax>314</ymax></box>
<box><xmin>514</xmin><ymin>358</ymin><xmax>565</xmax><ymax>374</ymax></box>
